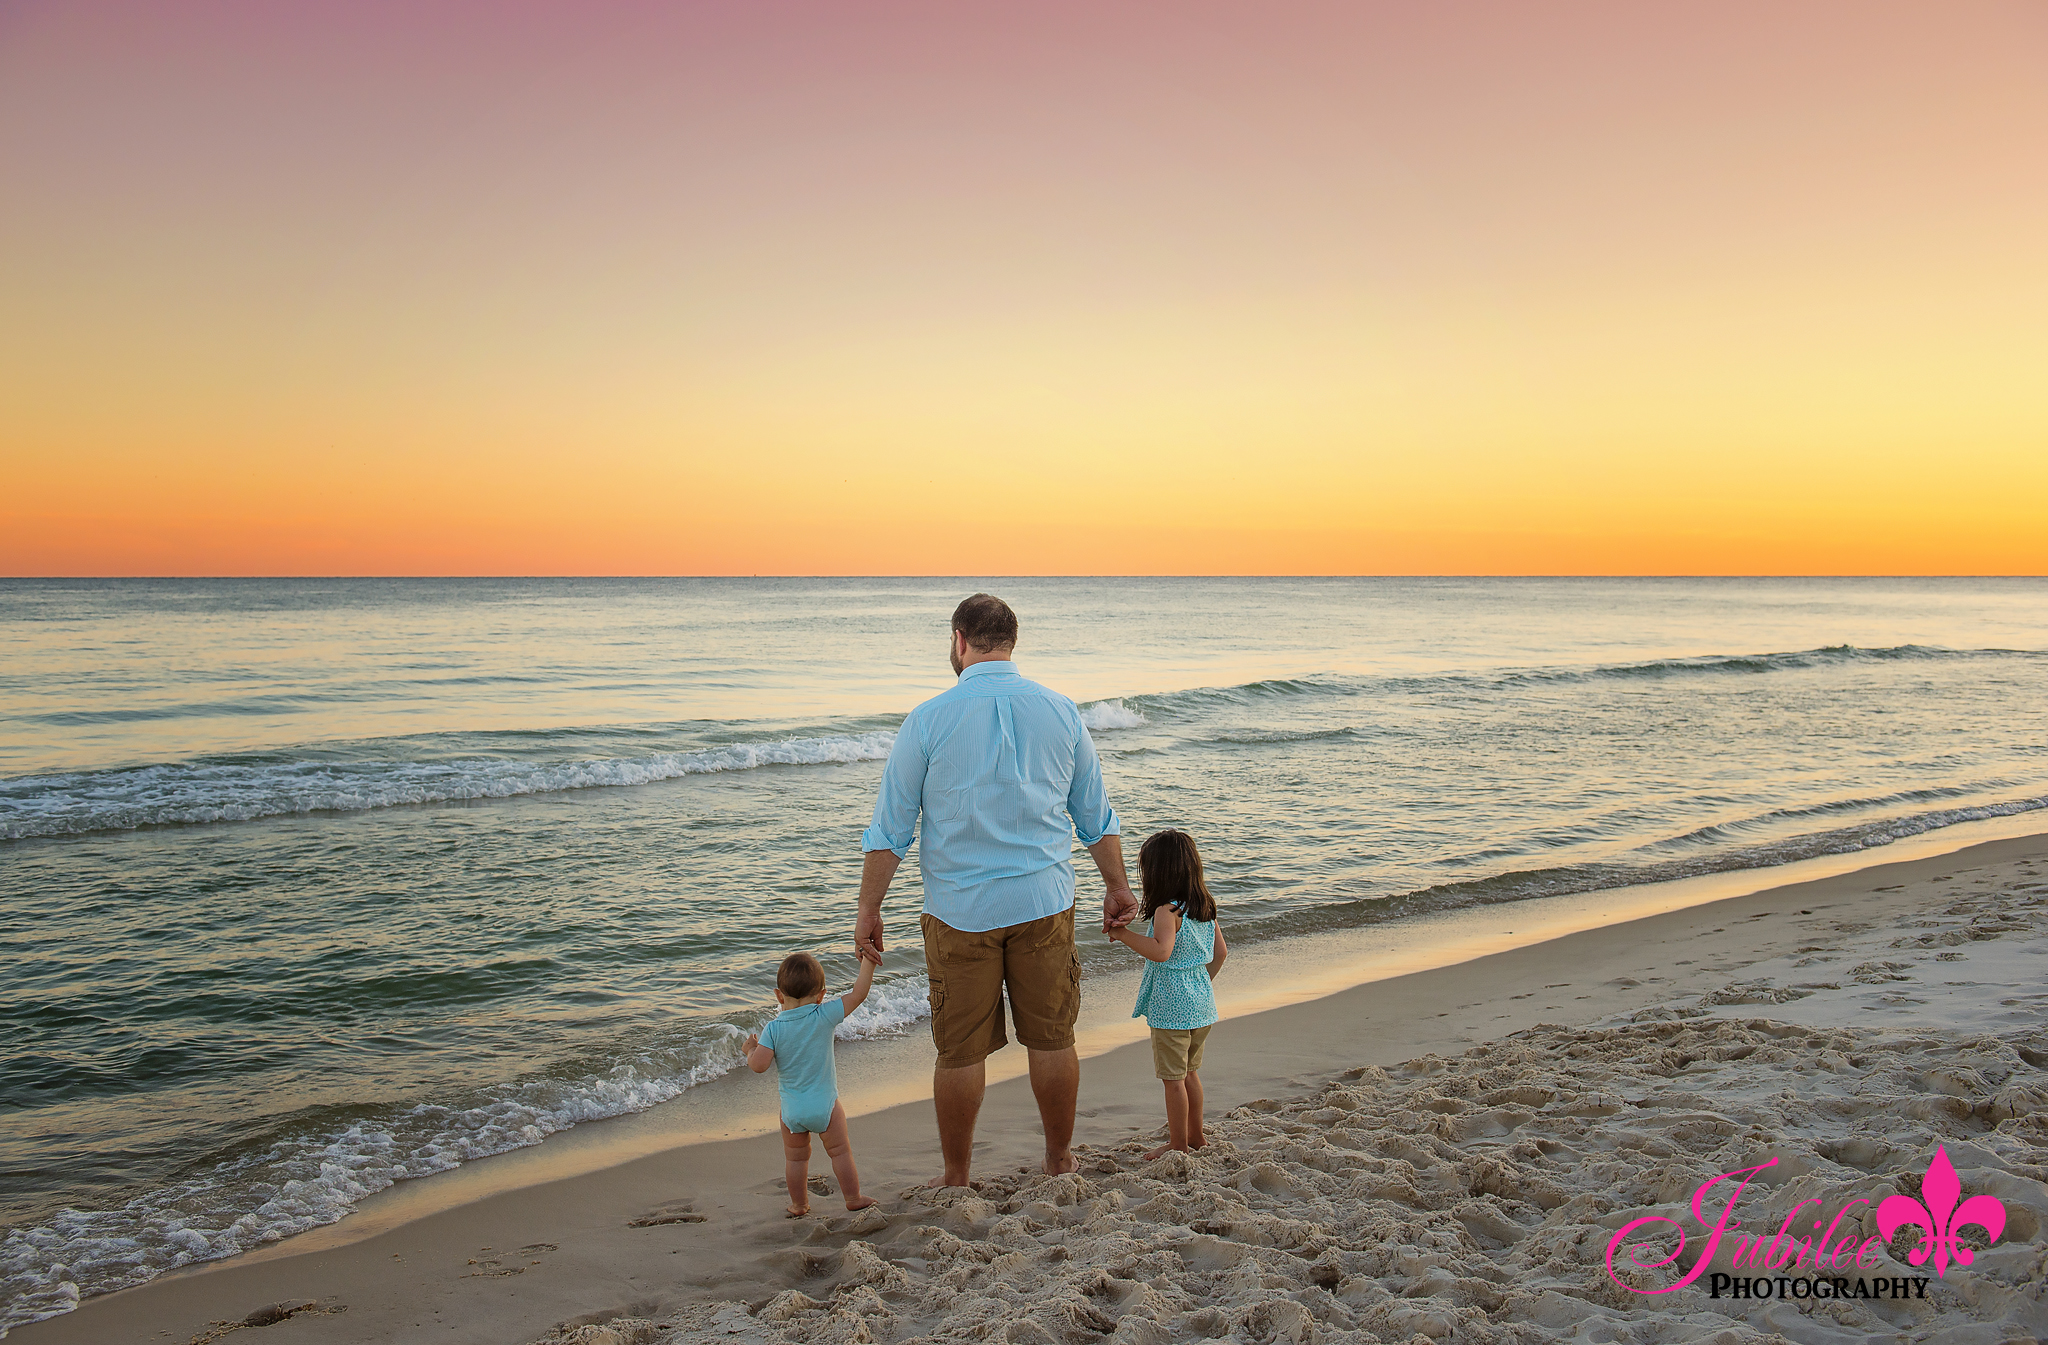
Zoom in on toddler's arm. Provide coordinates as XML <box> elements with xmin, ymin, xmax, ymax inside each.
<box><xmin>1207</xmin><ymin>923</ymin><xmax>1228</xmax><ymax>979</ymax></box>
<box><xmin>1109</xmin><ymin>905</ymin><xmax>1178</xmax><ymax>962</ymax></box>
<box><xmin>743</xmin><ymin>1032</ymin><xmax>774</xmax><ymax>1073</ymax></box>
<box><xmin>839</xmin><ymin>947</ymin><xmax>880</xmax><ymax>1016</ymax></box>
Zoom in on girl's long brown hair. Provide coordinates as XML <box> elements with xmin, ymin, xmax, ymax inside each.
<box><xmin>1137</xmin><ymin>829</ymin><xmax>1216</xmax><ymax>923</ymax></box>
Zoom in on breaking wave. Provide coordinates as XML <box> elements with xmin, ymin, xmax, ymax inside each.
<box><xmin>0</xmin><ymin>975</ymin><xmax>935</xmax><ymax>1336</ymax></box>
<box><xmin>0</xmin><ymin>731</ymin><xmax>899</xmax><ymax>841</ymax></box>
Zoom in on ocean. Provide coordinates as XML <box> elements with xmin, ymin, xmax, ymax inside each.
<box><xmin>3</xmin><ymin>576</ymin><xmax>2045</xmax><ymax>1332</ymax></box>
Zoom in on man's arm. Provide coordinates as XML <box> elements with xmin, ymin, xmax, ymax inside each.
<box><xmin>856</xmin><ymin>716</ymin><xmax>925</xmax><ymax>960</ymax></box>
<box><xmin>855</xmin><ymin>849</ymin><xmax>901</xmax><ymax>960</ymax></box>
<box><xmin>1068</xmin><ymin>719</ymin><xmax>1138</xmax><ymax>929</ymax></box>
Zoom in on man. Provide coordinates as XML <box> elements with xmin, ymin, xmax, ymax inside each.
<box><xmin>855</xmin><ymin>593</ymin><xmax>1140</xmax><ymax>1186</ymax></box>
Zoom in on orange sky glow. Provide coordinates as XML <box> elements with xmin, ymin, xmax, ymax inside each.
<box><xmin>3</xmin><ymin>1</ymin><xmax>2044</xmax><ymax>576</ymax></box>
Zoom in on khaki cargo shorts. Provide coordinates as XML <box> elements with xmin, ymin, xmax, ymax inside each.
<box><xmin>1150</xmin><ymin>1024</ymin><xmax>1212</xmax><ymax>1080</ymax></box>
<box><xmin>922</xmin><ymin>906</ymin><xmax>1080</xmax><ymax>1068</ymax></box>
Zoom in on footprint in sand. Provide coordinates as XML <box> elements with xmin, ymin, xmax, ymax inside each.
<box><xmin>629</xmin><ymin>1203</ymin><xmax>706</xmax><ymax>1227</ymax></box>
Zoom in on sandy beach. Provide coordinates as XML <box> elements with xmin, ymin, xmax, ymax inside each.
<box><xmin>12</xmin><ymin>834</ymin><xmax>2046</xmax><ymax>1345</ymax></box>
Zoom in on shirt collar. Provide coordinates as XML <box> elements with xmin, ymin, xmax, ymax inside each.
<box><xmin>958</xmin><ymin>659</ymin><xmax>1016</xmax><ymax>681</ymax></box>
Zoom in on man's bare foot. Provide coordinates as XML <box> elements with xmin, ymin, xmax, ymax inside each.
<box><xmin>925</xmin><ymin>1173</ymin><xmax>972</xmax><ymax>1189</ymax></box>
<box><xmin>845</xmin><ymin>1196</ymin><xmax>878</xmax><ymax>1211</ymax></box>
<box><xmin>1141</xmin><ymin>1142</ymin><xmax>1187</xmax><ymax>1161</ymax></box>
<box><xmin>1041</xmin><ymin>1151</ymin><xmax>1078</xmax><ymax>1175</ymax></box>
<box><xmin>1188</xmin><ymin>1136</ymin><xmax>1208</xmax><ymax>1150</ymax></box>
<box><xmin>785</xmin><ymin>1204</ymin><xmax>810</xmax><ymax>1218</ymax></box>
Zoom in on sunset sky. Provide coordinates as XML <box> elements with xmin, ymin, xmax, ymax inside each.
<box><xmin>3</xmin><ymin>1</ymin><xmax>2044</xmax><ymax>576</ymax></box>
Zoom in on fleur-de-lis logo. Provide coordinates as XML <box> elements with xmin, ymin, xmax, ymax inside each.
<box><xmin>1876</xmin><ymin>1145</ymin><xmax>2007</xmax><ymax>1278</ymax></box>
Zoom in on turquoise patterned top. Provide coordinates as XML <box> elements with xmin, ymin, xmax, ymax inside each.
<box><xmin>1130</xmin><ymin>905</ymin><xmax>1218</xmax><ymax>1031</ymax></box>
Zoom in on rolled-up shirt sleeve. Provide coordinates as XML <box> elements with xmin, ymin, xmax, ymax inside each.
<box><xmin>1065</xmin><ymin>719</ymin><xmax>1121</xmax><ymax>846</ymax></box>
<box><xmin>860</xmin><ymin>715</ymin><xmax>927</xmax><ymax>855</ymax></box>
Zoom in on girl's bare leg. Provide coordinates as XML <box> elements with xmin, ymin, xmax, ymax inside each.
<box><xmin>780</xmin><ymin>1122</ymin><xmax>812</xmax><ymax>1216</ymax></box>
<box><xmin>1143</xmin><ymin>1079</ymin><xmax>1191</xmax><ymax>1160</ymax></box>
<box><xmin>819</xmin><ymin>1102</ymin><xmax>876</xmax><ymax>1210</ymax></box>
<box><xmin>1185</xmin><ymin>1070</ymin><xmax>1207</xmax><ymax>1149</ymax></box>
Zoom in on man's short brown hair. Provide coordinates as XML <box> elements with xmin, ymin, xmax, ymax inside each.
<box><xmin>951</xmin><ymin>593</ymin><xmax>1018</xmax><ymax>652</ymax></box>
<box><xmin>777</xmin><ymin>952</ymin><xmax>824</xmax><ymax>1000</ymax></box>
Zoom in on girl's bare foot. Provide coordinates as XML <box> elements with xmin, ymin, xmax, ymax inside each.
<box><xmin>1189</xmin><ymin>1136</ymin><xmax>1208</xmax><ymax>1150</ymax></box>
<box><xmin>785</xmin><ymin>1203</ymin><xmax>810</xmax><ymax>1218</ymax></box>
<box><xmin>845</xmin><ymin>1196</ymin><xmax>877</xmax><ymax>1211</ymax></box>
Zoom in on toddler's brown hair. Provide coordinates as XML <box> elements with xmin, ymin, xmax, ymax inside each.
<box><xmin>777</xmin><ymin>952</ymin><xmax>824</xmax><ymax>1000</ymax></box>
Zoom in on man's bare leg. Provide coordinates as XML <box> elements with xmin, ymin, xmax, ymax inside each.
<box><xmin>930</xmin><ymin>1060</ymin><xmax>985</xmax><ymax>1187</ymax></box>
<box><xmin>1027</xmin><ymin>1045</ymin><xmax>1079</xmax><ymax>1174</ymax></box>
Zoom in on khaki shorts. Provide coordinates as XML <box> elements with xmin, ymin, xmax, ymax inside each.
<box><xmin>922</xmin><ymin>906</ymin><xmax>1080</xmax><ymax>1068</ymax></box>
<box><xmin>1150</xmin><ymin>1025</ymin><xmax>1212</xmax><ymax>1080</ymax></box>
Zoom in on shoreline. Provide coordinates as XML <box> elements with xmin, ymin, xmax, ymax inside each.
<box><xmin>85</xmin><ymin>806</ymin><xmax>2048</xmax><ymax>1269</ymax></box>
<box><xmin>12</xmin><ymin>824</ymin><xmax>2048</xmax><ymax>1343</ymax></box>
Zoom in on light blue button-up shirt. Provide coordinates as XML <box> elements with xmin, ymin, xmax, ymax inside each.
<box><xmin>861</xmin><ymin>660</ymin><xmax>1121</xmax><ymax>933</ymax></box>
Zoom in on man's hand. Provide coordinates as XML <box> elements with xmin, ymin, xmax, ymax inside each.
<box><xmin>1102</xmin><ymin>884</ymin><xmax>1140</xmax><ymax>932</ymax></box>
<box><xmin>855</xmin><ymin>905</ymin><xmax>886</xmax><ymax>961</ymax></box>
<box><xmin>1085</xmin><ymin>834</ymin><xmax>1140</xmax><ymax>930</ymax></box>
<box><xmin>855</xmin><ymin>849</ymin><xmax>903</xmax><ymax>962</ymax></box>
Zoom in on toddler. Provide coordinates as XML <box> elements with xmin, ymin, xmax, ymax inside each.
<box><xmin>744</xmin><ymin>949</ymin><xmax>882</xmax><ymax>1216</ymax></box>
<box><xmin>1107</xmin><ymin>828</ymin><xmax>1228</xmax><ymax>1159</ymax></box>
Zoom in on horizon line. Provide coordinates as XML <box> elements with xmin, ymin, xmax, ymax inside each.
<box><xmin>5</xmin><ymin>574</ymin><xmax>2045</xmax><ymax>583</ymax></box>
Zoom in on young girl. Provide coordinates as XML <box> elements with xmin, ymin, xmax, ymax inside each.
<box><xmin>1108</xmin><ymin>828</ymin><xmax>1228</xmax><ymax>1159</ymax></box>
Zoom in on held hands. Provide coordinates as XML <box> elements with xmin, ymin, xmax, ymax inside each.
<box><xmin>1101</xmin><ymin>883</ymin><xmax>1140</xmax><ymax>935</ymax></box>
<box><xmin>854</xmin><ymin>904</ymin><xmax>886</xmax><ymax>963</ymax></box>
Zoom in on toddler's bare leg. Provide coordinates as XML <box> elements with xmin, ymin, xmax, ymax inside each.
<box><xmin>780</xmin><ymin>1122</ymin><xmax>812</xmax><ymax>1216</ymax></box>
<box><xmin>1185</xmin><ymin>1070</ymin><xmax>1207</xmax><ymax>1149</ymax></box>
<box><xmin>1143</xmin><ymin>1079</ymin><xmax>1191</xmax><ymax>1160</ymax></box>
<box><xmin>819</xmin><ymin>1102</ymin><xmax>876</xmax><ymax>1210</ymax></box>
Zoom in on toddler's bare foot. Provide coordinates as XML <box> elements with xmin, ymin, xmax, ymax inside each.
<box><xmin>785</xmin><ymin>1203</ymin><xmax>810</xmax><ymax>1218</ymax></box>
<box><xmin>1141</xmin><ymin>1142</ymin><xmax>1187</xmax><ymax>1161</ymax></box>
<box><xmin>845</xmin><ymin>1196</ymin><xmax>877</xmax><ymax>1211</ymax></box>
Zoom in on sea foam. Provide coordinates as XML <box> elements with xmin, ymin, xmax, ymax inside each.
<box><xmin>1079</xmin><ymin>699</ymin><xmax>1146</xmax><ymax>731</ymax></box>
<box><xmin>0</xmin><ymin>977</ymin><xmax>935</xmax><ymax>1337</ymax></box>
